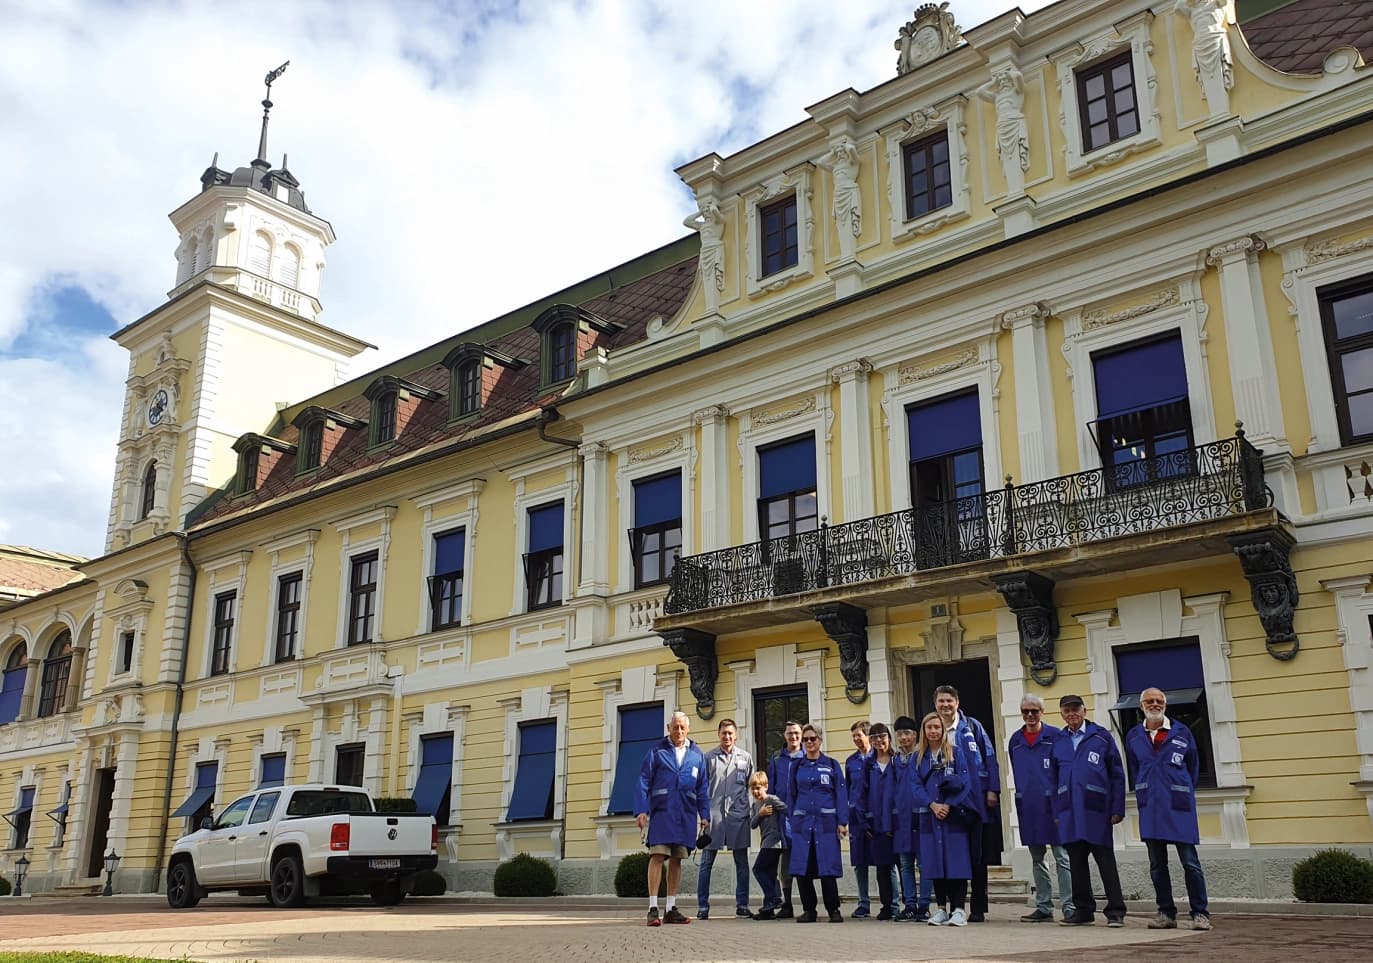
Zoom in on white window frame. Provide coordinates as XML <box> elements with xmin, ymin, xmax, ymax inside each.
<box><xmin>509</xmin><ymin>460</ymin><xmax>576</xmax><ymax>616</ymax></box>
<box><xmin>411</xmin><ymin>480</ymin><xmax>485</xmax><ymax>635</ymax></box>
<box><xmin>883</xmin><ymin>96</ymin><xmax>971</xmax><ymax>243</ymax></box>
<box><xmin>597</xmin><ymin>666</ymin><xmax>677</xmax><ymax>814</ymax></box>
<box><xmin>615</xmin><ymin>447</ymin><xmax>692</xmax><ymax>594</ymax></box>
<box><xmin>248</xmin><ymin>726</ymin><xmax>298</xmax><ymax>790</ymax></box>
<box><xmin>405</xmin><ymin>701</ymin><xmax>469</xmax><ymax>836</ymax></box>
<box><xmin>743</xmin><ymin>164</ymin><xmax>815</xmax><ymax>297</ymax></box>
<box><xmin>331</xmin><ymin>507</ymin><xmax>396</xmax><ymax>649</ymax></box>
<box><xmin>259</xmin><ymin>529</ymin><xmax>319</xmax><ymax>667</ymax></box>
<box><xmin>495</xmin><ymin>686</ymin><xmax>570</xmax><ymax>860</ymax></box>
<box><xmin>200</xmin><ymin>551</ymin><xmax>251</xmax><ymax>678</ymax></box>
<box><xmin>1052</xmin><ymin>10</ymin><xmax>1162</xmax><ymax>175</ymax></box>
<box><xmin>738</xmin><ymin>390</ymin><xmax>832</xmax><ymax>545</ymax></box>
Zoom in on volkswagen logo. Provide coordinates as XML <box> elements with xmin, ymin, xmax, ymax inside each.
<box><xmin>387</xmin><ymin>827</ymin><xmax>398</xmax><ymax>840</ymax></box>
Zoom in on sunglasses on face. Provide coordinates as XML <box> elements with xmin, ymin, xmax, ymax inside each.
<box><xmin>1021</xmin><ymin>709</ymin><xmax>1041</xmax><ymax>716</ymax></box>
<box><xmin>802</xmin><ymin>735</ymin><xmax>819</xmax><ymax>743</ymax></box>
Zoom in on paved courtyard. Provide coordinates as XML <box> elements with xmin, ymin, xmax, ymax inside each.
<box><xmin>1</xmin><ymin>898</ymin><xmax>1370</xmax><ymax>963</ymax></box>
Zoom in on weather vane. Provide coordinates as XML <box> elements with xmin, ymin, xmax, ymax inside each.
<box><xmin>256</xmin><ymin>61</ymin><xmax>290</xmax><ymax>165</ymax></box>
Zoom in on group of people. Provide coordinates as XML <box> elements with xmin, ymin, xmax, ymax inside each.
<box><xmin>633</xmin><ymin>684</ymin><xmax>1211</xmax><ymax>933</ymax></box>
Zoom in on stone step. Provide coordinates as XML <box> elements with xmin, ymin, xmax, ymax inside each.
<box><xmin>51</xmin><ymin>882</ymin><xmax>104</xmax><ymax>897</ymax></box>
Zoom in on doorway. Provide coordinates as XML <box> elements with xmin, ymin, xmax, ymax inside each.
<box><xmin>86</xmin><ymin>767</ymin><xmax>115</xmax><ymax>878</ymax></box>
<box><xmin>908</xmin><ymin>657</ymin><xmax>994</xmax><ymax>732</ymax></box>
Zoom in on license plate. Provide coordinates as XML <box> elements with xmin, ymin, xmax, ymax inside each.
<box><xmin>369</xmin><ymin>858</ymin><xmax>401</xmax><ymax>870</ymax></box>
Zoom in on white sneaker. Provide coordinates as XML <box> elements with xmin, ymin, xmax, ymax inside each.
<box><xmin>927</xmin><ymin>909</ymin><xmax>950</xmax><ymax>926</ymax></box>
<box><xmin>949</xmin><ymin>909</ymin><xmax>968</xmax><ymax>927</ymax></box>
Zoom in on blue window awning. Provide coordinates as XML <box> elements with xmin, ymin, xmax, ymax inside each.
<box><xmin>908</xmin><ymin>390</ymin><xmax>981</xmax><ymax>462</ymax></box>
<box><xmin>173</xmin><ymin>762</ymin><xmax>218</xmax><ymax>817</ymax></box>
<box><xmin>259</xmin><ymin>753</ymin><xmax>287</xmax><ymax>789</ymax></box>
<box><xmin>507</xmin><ymin>721</ymin><xmax>557</xmax><ymax>821</ymax></box>
<box><xmin>434</xmin><ymin>529</ymin><xmax>466</xmax><ymax>576</ymax></box>
<box><xmin>412</xmin><ymin>734</ymin><xmax>454</xmax><ymax>817</ymax></box>
<box><xmin>759</xmin><ymin>434</ymin><xmax>816</xmax><ymax>499</ymax></box>
<box><xmin>633</xmin><ymin>473</ymin><xmax>682</xmax><ymax>528</ymax></box>
<box><xmin>528</xmin><ymin>503</ymin><xmax>564</xmax><ymax>553</ymax></box>
<box><xmin>1115</xmin><ymin>641</ymin><xmax>1205</xmax><ymax>696</ymax></box>
<box><xmin>1092</xmin><ymin>333</ymin><xmax>1188</xmax><ymax>421</ymax></box>
<box><xmin>48</xmin><ymin>800</ymin><xmax>69</xmax><ymax>817</ymax></box>
<box><xmin>608</xmin><ymin>704</ymin><xmax>662</xmax><ymax>815</ymax></box>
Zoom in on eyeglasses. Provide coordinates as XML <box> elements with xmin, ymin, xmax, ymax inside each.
<box><xmin>802</xmin><ymin>735</ymin><xmax>819</xmax><ymax>743</ymax></box>
<box><xmin>1021</xmin><ymin>709</ymin><xmax>1041</xmax><ymax>716</ymax></box>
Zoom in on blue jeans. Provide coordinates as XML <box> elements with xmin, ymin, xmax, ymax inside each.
<box><xmin>752</xmin><ymin>848</ymin><xmax>782</xmax><ymax>910</ymax></box>
<box><xmin>854</xmin><ymin>864</ymin><xmax>897</xmax><ymax>913</ymax></box>
<box><xmin>1029</xmin><ymin>843</ymin><xmax>1075</xmax><ymax>916</ymax></box>
<box><xmin>896</xmin><ymin>852</ymin><xmax>932</xmax><ymax>911</ymax></box>
<box><xmin>698</xmin><ymin>847</ymin><xmax>750</xmax><ymax>911</ymax></box>
<box><xmin>1145</xmin><ymin>839</ymin><xmax>1209</xmax><ymax>919</ymax></box>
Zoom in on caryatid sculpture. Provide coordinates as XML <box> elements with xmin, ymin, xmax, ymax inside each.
<box><xmin>1175</xmin><ymin>0</ymin><xmax>1234</xmax><ymax>112</ymax></box>
<box><xmin>685</xmin><ymin>199</ymin><xmax>726</xmax><ymax>314</ymax></box>
<box><xmin>829</xmin><ymin>139</ymin><xmax>861</xmax><ymax>261</ymax></box>
<box><xmin>978</xmin><ymin>65</ymin><xmax>1029</xmax><ymax>197</ymax></box>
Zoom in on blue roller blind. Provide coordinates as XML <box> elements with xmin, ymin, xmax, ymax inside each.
<box><xmin>634</xmin><ymin>473</ymin><xmax>682</xmax><ymax>528</ymax></box>
<box><xmin>172</xmin><ymin>762</ymin><xmax>218</xmax><ymax>817</ymax></box>
<box><xmin>434</xmin><ymin>529</ymin><xmax>466</xmax><ymax>575</ymax></box>
<box><xmin>0</xmin><ymin>665</ymin><xmax>25</xmax><ymax>724</ymax></box>
<box><xmin>412</xmin><ymin>734</ymin><xmax>454</xmax><ymax>818</ymax></box>
<box><xmin>908</xmin><ymin>390</ymin><xmax>982</xmax><ymax>462</ymax></box>
<box><xmin>759</xmin><ymin>435</ymin><xmax>816</xmax><ymax>499</ymax></box>
<box><xmin>528</xmin><ymin>503</ymin><xmax>564</xmax><ymax>553</ymax></box>
<box><xmin>1093</xmin><ymin>333</ymin><xmax>1188</xmax><ymax>421</ymax></box>
<box><xmin>608</xmin><ymin>704</ymin><xmax>664</xmax><ymax>815</ymax></box>
<box><xmin>1115</xmin><ymin>641</ymin><xmax>1204</xmax><ymax>695</ymax></box>
<box><xmin>6</xmin><ymin>786</ymin><xmax>34</xmax><ymax>818</ymax></box>
<box><xmin>259</xmin><ymin>753</ymin><xmax>287</xmax><ymax>789</ymax></box>
<box><xmin>507</xmin><ymin>720</ymin><xmax>557</xmax><ymax>821</ymax></box>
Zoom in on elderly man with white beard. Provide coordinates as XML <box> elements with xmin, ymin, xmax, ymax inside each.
<box><xmin>1123</xmin><ymin>687</ymin><xmax>1212</xmax><ymax>932</ymax></box>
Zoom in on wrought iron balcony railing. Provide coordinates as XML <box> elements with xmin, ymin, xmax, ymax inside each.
<box><xmin>664</xmin><ymin>429</ymin><xmax>1270</xmax><ymax>616</ymax></box>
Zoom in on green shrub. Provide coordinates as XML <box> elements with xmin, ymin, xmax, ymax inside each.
<box><xmin>373</xmin><ymin>797</ymin><xmax>420</xmax><ymax>814</ymax></box>
<box><xmin>492</xmin><ymin>852</ymin><xmax>556</xmax><ymax>897</ymax></box>
<box><xmin>1292</xmin><ymin>848</ymin><xmax>1373</xmax><ymax>903</ymax></box>
<box><xmin>409</xmin><ymin>869</ymin><xmax>448</xmax><ymax>896</ymax></box>
<box><xmin>614</xmin><ymin>851</ymin><xmax>668</xmax><ymax>898</ymax></box>
<box><xmin>0</xmin><ymin>875</ymin><xmax>11</xmax><ymax>896</ymax></box>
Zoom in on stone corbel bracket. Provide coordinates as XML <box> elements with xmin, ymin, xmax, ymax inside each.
<box><xmin>1228</xmin><ymin>528</ymin><xmax>1300</xmax><ymax>661</ymax></box>
<box><xmin>811</xmin><ymin>602</ymin><xmax>869</xmax><ymax>704</ymax></box>
<box><xmin>992</xmin><ymin>571</ymin><xmax>1060</xmax><ymax>685</ymax></box>
<box><xmin>659</xmin><ymin>628</ymin><xmax>719</xmax><ymax>719</ymax></box>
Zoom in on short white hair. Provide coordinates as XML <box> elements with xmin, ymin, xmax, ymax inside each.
<box><xmin>1020</xmin><ymin>693</ymin><xmax>1045</xmax><ymax>710</ymax></box>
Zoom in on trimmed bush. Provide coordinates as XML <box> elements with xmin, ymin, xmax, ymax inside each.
<box><xmin>409</xmin><ymin>869</ymin><xmax>447</xmax><ymax>896</ymax></box>
<box><xmin>493</xmin><ymin>852</ymin><xmax>556</xmax><ymax>897</ymax></box>
<box><xmin>614</xmin><ymin>852</ymin><xmax>667</xmax><ymax>898</ymax></box>
<box><xmin>373</xmin><ymin>797</ymin><xmax>420</xmax><ymax>814</ymax></box>
<box><xmin>0</xmin><ymin>875</ymin><xmax>11</xmax><ymax>896</ymax></box>
<box><xmin>1292</xmin><ymin>848</ymin><xmax>1373</xmax><ymax>903</ymax></box>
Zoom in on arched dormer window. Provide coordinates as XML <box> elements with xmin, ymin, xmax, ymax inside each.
<box><xmin>37</xmin><ymin>630</ymin><xmax>73</xmax><ymax>718</ymax></box>
<box><xmin>249</xmin><ymin>230</ymin><xmax>273</xmax><ymax>277</ymax></box>
<box><xmin>441</xmin><ymin>343</ymin><xmax>526</xmax><ymax>422</ymax></box>
<box><xmin>278</xmin><ymin>243</ymin><xmax>301</xmax><ymax>289</ymax></box>
<box><xmin>362</xmin><ymin>376</ymin><xmax>441</xmax><ymax>448</ymax></box>
<box><xmin>299</xmin><ymin>420</ymin><xmax>324</xmax><ymax>472</ymax></box>
<box><xmin>140</xmin><ymin>461</ymin><xmax>158</xmax><ymax>520</ymax></box>
<box><xmin>231</xmin><ymin>433</ymin><xmax>293</xmax><ymax>496</ymax></box>
<box><xmin>292</xmin><ymin>405</ymin><xmax>365</xmax><ymax>473</ymax></box>
<box><xmin>0</xmin><ymin>642</ymin><xmax>27</xmax><ymax>725</ymax></box>
<box><xmin>530</xmin><ymin>304</ymin><xmax>623</xmax><ymax>388</ymax></box>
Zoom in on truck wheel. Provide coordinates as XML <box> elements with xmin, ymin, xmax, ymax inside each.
<box><xmin>269</xmin><ymin>853</ymin><xmax>306</xmax><ymax>908</ymax></box>
<box><xmin>166</xmin><ymin>860</ymin><xmax>201</xmax><ymax>909</ymax></box>
<box><xmin>369</xmin><ymin>880</ymin><xmax>405</xmax><ymax>906</ymax></box>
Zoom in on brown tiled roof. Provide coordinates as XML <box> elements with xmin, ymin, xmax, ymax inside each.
<box><xmin>195</xmin><ymin>254</ymin><xmax>697</xmax><ymax>526</ymax></box>
<box><xmin>0</xmin><ymin>547</ymin><xmax>84</xmax><ymax>598</ymax></box>
<box><xmin>1241</xmin><ymin>0</ymin><xmax>1373</xmax><ymax>74</ymax></box>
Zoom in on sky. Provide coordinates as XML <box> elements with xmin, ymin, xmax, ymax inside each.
<box><xmin>0</xmin><ymin>0</ymin><xmax>1053</xmax><ymax>559</ymax></box>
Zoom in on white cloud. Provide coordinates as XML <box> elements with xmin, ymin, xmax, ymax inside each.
<box><xmin>0</xmin><ymin>0</ymin><xmax>1050</xmax><ymax>556</ymax></box>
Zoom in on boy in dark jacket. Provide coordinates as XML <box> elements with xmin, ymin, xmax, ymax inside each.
<box><xmin>748</xmin><ymin>771</ymin><xmax>788</xmax><ymax>919</ymax></box>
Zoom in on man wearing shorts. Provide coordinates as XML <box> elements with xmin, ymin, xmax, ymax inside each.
<box><xmin>636</xmin><ymin>710</ymin><xmax>710</xmax><ymax>925</ymax></box>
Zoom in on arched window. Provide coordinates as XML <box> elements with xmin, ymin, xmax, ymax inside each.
<box><xmin>278</xmin><ymin>243</ymin><xmax>301</xmax><ymax>289</ymax></box>
<box><xmin>249</xmin><ymin>231</ymin><xmax>273</xmax><ymax>276</ymax></box>
<box><xmin>37</xmin><ymin>631</ymin><xmax>73</xmax><ymax>718</ymax></box>
<box><xmin>176</xmin><ymin>240</ymin><xmax>194</xmax><ymax>285</ymax></box>
<box><xmin>458</xmin><ymin>361</ymin><xmax>481</xmax><ymax>416</ymax></box>
<box><xmin>0</xmin><ymin>643</ymin><xmax>27</xmax><ymax>725</ymax></box>
<box><xmin>141</xmin><ymin>461</ymin><xmax>158</xmax><ymax>519</ymax></box>
<box><xmin>549</xmin><ymin>322</ymin><xmax>576</xmax><ymax>383</ymax></box>
<box><xmin>198</xmin><ymin>228</ymin><xmax>215</xmax><ymax>274</ymax></box>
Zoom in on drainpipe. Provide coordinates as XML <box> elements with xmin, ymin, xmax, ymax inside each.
<box><xmin>152</xmin><ymin>533</ymin><xmax>196</xmax><ymax>889</ymax></box>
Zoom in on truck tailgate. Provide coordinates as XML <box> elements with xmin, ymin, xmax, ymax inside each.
<box><xmin>345</xmin><ymin>813</ymin><xmax>432</xmax><ymax>855</ymax></box>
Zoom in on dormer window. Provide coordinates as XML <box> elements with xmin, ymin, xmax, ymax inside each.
<box><xmin>549</xmin><ymin>323</ymin><xmax>576</xmax><ymax>383</ymax></box>
<box><xmin>373</xmin><ymin>391</ymin><xmax>397</xmax><ymax>444</ymax></box>
<box><xmin>231</xmin><ymin>433</ymin><xmax>293</xmax><ymax>496</ymax></box>
<box><xmin>291</xmin><ymin>405</ymin><xmax>364</xmax><ymax>474</ymax></box>
<box><xmin>442</xmin><ymin>343</ymin><xmax>526</xmax><ymax>421</ymax></box>
<box><xmin>530</xmin><ymin>305</ymin><xmax>623</xmax><ymax>389</ymax></box>
<box><xmin>458</xmin><ymin>362</ymin><xmax>481</xmax><ymax>416</ymax></box>
<box><xmin>238</xmin><ymin>446</ymin><xmax>260</xmax><ymax>493</ymax></box>
<box><xmin>299</xmin><ymin>421</ymin><xmax>324</xmax><ymax>472</ymax></box>
<box><xmin>362</xmin><ymin>376</ymin><xmax>441</xmax><ymax>446</ymax></box>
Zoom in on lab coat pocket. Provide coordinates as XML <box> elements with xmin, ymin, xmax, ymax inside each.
<box><xmin>1083</xmin><ymin>783</ymin><xmax>1108</xmax><ymax>813</ymax></box>
<box><xmin>1169</xmin><ymin>783</ymin><xmax>1193</xmax><ymax>812</ymax></box>
<box><xmin>1134</xmin><ymin>780</ymin><xmax>1149</xmax><ymax>809</ymax></box>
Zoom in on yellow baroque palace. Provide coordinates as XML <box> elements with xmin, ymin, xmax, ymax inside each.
<box><xmin>5</xmin><ymin>0</ymin><xmax>1373</xmax><ymax>898</ymax></box>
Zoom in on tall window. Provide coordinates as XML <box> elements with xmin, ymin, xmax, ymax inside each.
<box><xmin>630</xmin><ymin>473</ymin><xmax>682</xmax><ymax>588</ymax></box>
<box><xmin>372</xmin><ymin>391</ymin><xmax>397</xmax><ymax>445</ymax></box>
<box><xmin>506</xmin><ymin>720</ymin><xmax>556</xmax><ymax>821</ymax></box>
<box><xmin>298</xmin><ymin>421</ymin><xmax>324</xmax><ymax>472</ymax></box>
<box><xmin>608</xmin><ymin>704</ymin><xmax>663</xmax><ymax>815</ymax></box>
<box><xmin>1077</xmin><ymin>52</ymin><xmax>1139</xmax><ymax>153</ymax></box>
<box><xmin>753</xmin><ymin>686</ymin><xmax>808</xmax><ymax>764</ymax></box>
<box><xmin>140</xmin><ymin>461</ymin><xmax>158</xmax><ymax>519</ymax></box>
<box><xmin>429</xmin><ymin>529</ymin><xmax>466</xmax><ymax>630</ymax></box>
<box><xmin>118</xmin><ymin>631</ymin><xmax>135</xmax><ymax>674</ymax></box>
<box><xmin>236</xmin><ymin>445</ymin><xmax>260</xmax><ymax>495</ymax></box>
<box><xmin>524</xmin><ymin>503</ymin><xmax>564</xmax><ymax>611</ymax></box>
<box><xmin>347</xmin><ymin>552</ymin><xmax>379</xmax><ymax>645</ymax></box>
<box><xmin>412</xmin><ymin>733</ymin><xmax>455</xmax><ymax>827</ymax></box>
<box><xmin>760</xmin><ymin>195</ymin><xmax>799</xmax><ymax>276</ymax></box>
<box><xmin>37</xmin><ymin>631</ymin><xmax>73</xmax><ymax>718</ymax></box>
<box><xmin>210</xmin><ymin>591</ymin><xmax>235</xmax><ymax>676</ymax></box>
<box><xmin>7</xmin><ymin>786</ymin><xmax>34</xmax><ymax>849</ymax></box>
<box><xmin>171</xmin><ymin>761</ymin><xmax>218</xmax><ymax>829</ymax></box>
<box><xmin>457</xmin><ymin>361</ymin><xmax>482</xmax><ymax>416</ymax></box>
<box><xmin>259</xmin><ymin>753</ymin><xmax>287</xmax><ymax>789</ymax></box>
<box><xmin>1112</xmin><ymin>639</ymin><xmax>1217</xmax><ymax>789</ymax></box>
<box><xmin>335</xmin><ymin>743</ymin><xmax>366</xmax><ymax>787</ymax></box>
<box><xmin>757</xmin><ymin>434</ymin><xmax>818</xmax><ymax>542</ymax></box>
<box><xmin>549</xmin><ymin>323</ymin><xmax>576</xmax><ymax>383</ymax></box>
<box><xmin>907</xmin><ymin>390</ymin><xmax>987</xmax><ymax>567</ymax></box>
<box><xmin>0</xmin><ymin>644</ymin><xmax>27</xmax><ymax>725</ymax></box>
<box><xmin>274</xmin><ymin>573</ymin><xmax>302</xmax><ymax>662</ymax></box>
<box><xmin>1091</xmin><ymin>332</ymin><xmax>1193</xmax><ymax>489</ymax></box>
<box><xmin>904</xmin><ymin>131</ymin><xmax>952</xmax><ymax>220</ymax></box>
<box><xmin>1318</xmin><ymin>276</ymin><xmax>1373</xmax><ymax>445</ymax></box>
<box><xmin>278</xmin><ymin>244</ymin><xmax>301</xmax><ymax>288</ymax></box>
<box><xmin>50</xmin><ymin>780</ymin><xmax>71</xmax><ymax>846</ymax></box>
<box><xmin>249</xmin><ymin>230</ymin><xmax>273</xmax><ymax>276</ymax></box>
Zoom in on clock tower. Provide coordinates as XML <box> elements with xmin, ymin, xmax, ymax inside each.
<box><xmin>105</xmin><ymin>69</ymin><xmax>371</xmax><ymax>550</ymax></box>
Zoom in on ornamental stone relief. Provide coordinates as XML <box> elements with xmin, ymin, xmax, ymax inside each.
<box><xmin>898</xmin><ymin>348</ymin><xmax>978</xmax><ymax>385</ymax></box>
<box><xmin>628</xmin><ymin>435</ymin><xmax>684</xmax><ymax>464</ymax></box>
<box><xmin>750</xmin><ymin>395</ymin><xmax>816</xmax><ymax>426</ymax></box>
<box><xmin>1080</xmin><ymin>286</ymin><xmax>1181</xmax><ymax>330</ymax></box>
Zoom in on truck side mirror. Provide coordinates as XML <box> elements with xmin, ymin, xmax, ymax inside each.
<box><xmin>200</xmin><ymin>817</ymin><xmax>214</xmax><ymax>831</ymax></box>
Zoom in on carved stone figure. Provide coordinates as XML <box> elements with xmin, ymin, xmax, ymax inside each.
<box><xmin>895</xmin><ymin>4</ymin><xmax>962</xmax><ymax>76</ymax></box>
<box><xmin>811</xmin><ymin>602</ymin><xmax>869</xmax><ymax>703</ymax></box>
<box><xmin>1229</xmin><ymin>530</ymin><xmax>1300</xmax><ymax>661</ymax></box>
<box><xmin>685</xmin><ymin>200</ymin><xmax>725</xmax><ymax>314</ymax></box>
<box><xmin>992</xmin><ymin>572</ymin><xmax>1060</xmax><ymax>684</ymax></box>
<box><xmin>1175</xmin><ymin>0</ymin><xmax>1233</xmax><ymax>108</ymax></box>
<box><xmin>829</xmin><ymin>139</ymin><xmax>861</xmax><ymax>260</ymax></box>
<box><xmin>978</xmin><ymin>65</ymin><xmax>1029</xmax><ymax>196</ymax></box>
<box><xmin>660</xmin><ymin>628</ymin><xmax>718</xmax><ymax>719</ymax></box>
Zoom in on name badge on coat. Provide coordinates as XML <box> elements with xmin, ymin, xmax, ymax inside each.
<box><xmin>820</xmin><ymin>773</ymin><xmax>831</xmax><ymax>786</ymax></box>
<box><xmin>692</xmin><ymin>766</ymin><xmax>699</xmax><ymax>778</ymax></box>
<box><xmin>1171</xmin><ymin>752</ymin><xmax>1185</xmax><ymax>766</ymax></box>
<box><xmin>1087</xmin><ymin>751</ymin><xmax>1101</xmax><ymax>765</ymax></box>
<box><xmin>1043</xmin><ymin>757</ymin><xmax>1051</xmax><ymax>769</ymax></box>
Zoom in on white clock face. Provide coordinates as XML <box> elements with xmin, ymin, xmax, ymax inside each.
<box><xmin>148</xmin><ymin>389</ymin><xmax>168</xmax><ymax>426</ymax></box>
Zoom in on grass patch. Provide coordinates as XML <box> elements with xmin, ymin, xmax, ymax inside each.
<box><xmin>0</xmin><ymin>955</ymin><xmax>205</xmax><ymax>963</ymax></box>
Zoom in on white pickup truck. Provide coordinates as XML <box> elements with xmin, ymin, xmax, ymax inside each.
<box><xmin>166</xmin><ymin>783</ymin><xmax>437</xmax><ymax>908</ymax></box>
